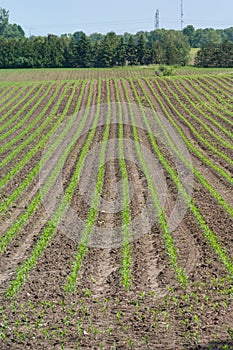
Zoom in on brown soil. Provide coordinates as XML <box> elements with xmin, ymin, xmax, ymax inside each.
<box><xmin>0</xmin><ymin>75</ymin><xmax>233</xmax><ymax>350</ymax></box>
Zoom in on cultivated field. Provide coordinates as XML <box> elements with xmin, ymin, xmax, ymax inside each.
<box><xmin>0</xmin><ymin>66</ymin><xmax>233</xmax><ymax>82</ymax></box>
<box><xmin>0</xmin><ymin>68</ymin><xmax>233</xmax><ymax>349</ymax></box>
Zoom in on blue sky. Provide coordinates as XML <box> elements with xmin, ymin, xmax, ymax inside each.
<box><xmin>1</xmin><ymin>0</ymin><xmax>233</xmax><ymax>37</ymax></box>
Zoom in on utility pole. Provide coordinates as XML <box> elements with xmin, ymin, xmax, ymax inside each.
<box><xmin>181</xmin><ymin>0</ymin><xmax>184</xmax><ymax>30</ymax></box>
<box><xmin>154</xmin><ymin>9</ymin><xmax>159</xmax><ymax>30</ymax></box>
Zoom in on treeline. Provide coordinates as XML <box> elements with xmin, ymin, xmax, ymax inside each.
<box><xmin>182</xmin><ymin>25</ymin><xmax>233</xmax><ymax>47</ymax></box>
<box><xmin>195</xmin><ymin>41</ymin><xmax>233</xmax><ymax>67</ymax></box>
<box><xmin>0</xmin><ymin>8</ymin><xmax>24</xmax><ymax>38</ymax></box>
<box><xmin>1</xmin><ymin>6</ymin><xmax>233</xmax><ymax>69</ymax></box>
<box><xmin>0</xmin><ymin>31</ymin><xmax>191</xmax><ymax>69</ymax></box>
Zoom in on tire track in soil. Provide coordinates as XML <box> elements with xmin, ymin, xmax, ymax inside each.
<box><xmin>139</xmin><ymin>78</ymin><xmax>233</xmax><ymax>189</ymax></box>
<box><xmin>0</xmin><ymin>206</ymin><xmax>48</xmax><ymax>286</ymax></box>
<box><xmin>122</xmin><ymin>79</ymin><xmax>200</xmax><ymax>293</ymax></box>
<box><xmin>72</xmin><ymin>81</ymin><xmax>120</xmax><ymax>298</ymax></box>
<box><xmin>117</xmin><ymin>79</ymin><xmax>173</xmax><ymax>294</ymax></box>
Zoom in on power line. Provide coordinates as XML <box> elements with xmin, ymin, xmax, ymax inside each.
<box><xmin>23</xmin><ymin>16</ymin><xmax>233</xmax><ymax>35</ymax></box>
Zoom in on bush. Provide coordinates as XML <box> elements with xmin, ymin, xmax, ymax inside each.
<box><xmin>155</xmin><ymin>65</ymin><xmax>175</xmax><ymax>76</ymax></box>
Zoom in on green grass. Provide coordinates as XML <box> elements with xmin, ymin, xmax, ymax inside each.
<box><xmin>189</xmin><ymin>48</ymin><xmax>199</xmax><ymax>65</ymax></box>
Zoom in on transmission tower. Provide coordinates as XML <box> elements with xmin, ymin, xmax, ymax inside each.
<box><xmin>154</xmin><ymin>9</ymin><xmax>159</xmax><ymax>30</ymax></box>
<box><xmin>181</xmin><ymin>0</ymin><xmax>184</xmax><ymax>30</ymax></box>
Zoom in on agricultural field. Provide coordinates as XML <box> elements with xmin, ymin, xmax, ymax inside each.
<box><xmin>0</xmin><ymin>66</ymin><xmax>233</xmax><ymax>82</ymax></box>
<box><xmin>0</xmin><ymin>68</ymin><xmax>233</xmax><ymax>350</ymax></box>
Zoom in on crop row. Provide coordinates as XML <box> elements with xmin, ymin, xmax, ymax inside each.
<box><xmin>0</xmin><ymin>83</ymin><xmax>25</xmax><ymax>107</ymax></box>
<box><xmin>122</xmin><ymin>78</ymin><xmax>188</xmax><ymax>287</ymax></box>
<box><xmin>0</xmin><ymin>81</ymin><xmax>90</xmax><ymax>246</ymax></box>
<box><xmin>0</xmin><ymin>83</ymin><xmax>42</xmax><ymax>126</ymax></box>
<box><xmin>151</xmin><ymin>78</ymin><xmax>233</xmax><ymax>167</ymax></box>
<box><xmin>65</xmin><ymin>80</ymin><xmax>110</xmax><ymax>292</ymax></box>
<box><xmin>1</xmin><ymin>76</ymin><xmax>232</xmax><ymax>299</ymax></box>
<box><xmin>177</xmin><ymin>77</ymin><xmax>233</xmax><ymax>128</ymax></box>
<box><xmin>0</xmin><ymin>83</ymin><xmax>74</xmax><ymax>189</ymax></box>
<box><xmin>168</xmin><ymin>78</ymin><xmax>233</xmax><ymax>140</ymax></box>
<box><xmin>114</xmin><ymin>79</ymin><xmax>132</xmax><ymax>291</ymax></box>
<box><xmin>136</xmin><ymin>79</ymin><xmax>233</xmax><ymax>219</ymax></box>
<box><xmin>129</xmin><ymin>78</ymin><xmax>233</xmax><ymax>278</ymax></box>
<box><xmin>0</xmin><ymin>81</ymin><xmax>85</xmax><ymax>215</ymax></box>
<box><xmin>5</xmin><ymin>80</ymin><xmax>96</xmax><ymax>297</ymax></box>
<box><xmin>196</xmin><ymin>76</ymin><xmax>233</xmax><ymax>108</ymax></box>
<box><xmin>143</xmin><ymin>78</ymin><xmax>233</xmax><ymax>186</ymax></box>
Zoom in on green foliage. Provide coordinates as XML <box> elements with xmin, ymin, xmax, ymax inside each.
<box><xmin>0</xmin><ymin>26</ymin><xmax>191</xmax><ymax>68</ymax></box>
<box><xmin>65</xmin><ymin>37</ymin><xmax>78</xmax><ymax>67</ymax></box>
<box><xmin>195</xmin><ymin>40</ymin><xmax>233</xmax><ymax>67</ymax></box>
<box><xmin>77</xmin><ymin>33</ymin><xmax>92</xmax><ymax>68</ymax></box>
<box><xmin>0</xmin><ymin>7</ymin><xmax>24</xmax><ymax>39</ymax></box>
<box><xmin>156</xmin><ymin>65</ymin><xmax>175</xmax><ymax>76</ymax></box>
<box><xmin>116</xmin><ymin>37</ymin><xmax>127</xmax><ymax>66</ymax></box>
<box><xmin>94</xmin><ymin>32</ymin><xmax>119</xmax><ymax>67</ymax></box>
<box><xmin>3</xmin><ymin>23</ymin><xmax>25</xmax><ymax>38</ymax></box>
<box><xmin>183</xmin><ymin>25</ymin><xmax>233</xmax><ymax>48</ymax></box>
<box><xmin>137</xmin><ymin>34</ymin><xmax>147</xmax><ymax>65</ymax></box>
<box><xmin>2</xmin><ymin>6</ymin><xmax>233</xmax><ymax>69</ymax></box>
<box><xmin>127</xmin><ymin>35</ymin><xmax>138</xmax><ymax>65</ymax></box>
<box><xmin>0</xmin><ymin>7</ymin><xmax>9</xmax><ymax>35</ymax></box>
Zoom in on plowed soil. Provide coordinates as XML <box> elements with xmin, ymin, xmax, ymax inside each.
<box><xmin>0</xmin><ymin>72</ymin><xmax>233</xmax><ymax>350</ymax></box>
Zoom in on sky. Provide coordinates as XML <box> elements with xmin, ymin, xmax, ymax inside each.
<box><xmin>1</xmin><ymin>0</ymin><xmax>233</xmax><ymax>37</ymax></box>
